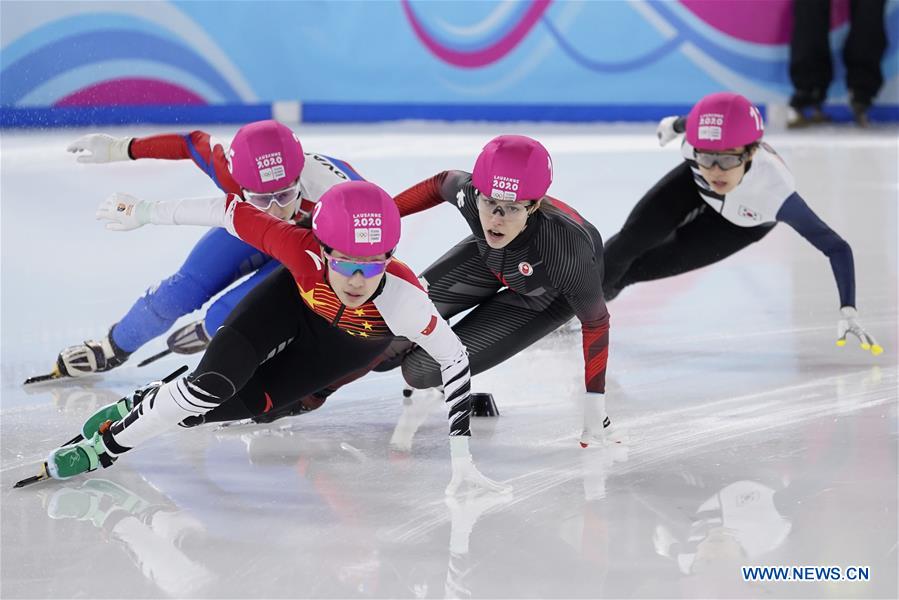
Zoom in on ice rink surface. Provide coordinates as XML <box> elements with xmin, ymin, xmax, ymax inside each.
<box><xmin>1</xmin><ymin>122</ymin><xmax>897</xmax><ymax>599</ymax></box>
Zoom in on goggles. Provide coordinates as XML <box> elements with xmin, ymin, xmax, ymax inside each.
<box><xmin>693</xmin><ymin>150</ymin><xmax>749</xmax><ymax>171</ymax></box>
<box><xmin>476</xmin><ymin>193</ymin><xmax>537</xmax><ymax>216</ymax></box>
<box><xmin>325</xmin><ymin>254</ymin><xmax>390</xmax><ymax>278</ymax></box>
<box><xmin>243</xmin><ymin>179</ymin><xmax>302</xmax><ymax>211</ymax></box>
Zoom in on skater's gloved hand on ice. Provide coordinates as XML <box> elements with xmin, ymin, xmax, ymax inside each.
<box><xmin>67</xmin><ymin>134</ymin><xmax>133</xmax><ymax>164</ymax></box>
<box><xmin>580</xmin><ymin>393</ymin><xmax>628</xmax><ymax>448</ymax></box>
<box><xmin>656</xmin><ymin>116</ymin><xmax>685</xmax><ymax>147</ymax></box>
<box><xmin>96</xmin><ymin>192</ymin><xmax>152</xmax><ymax>231</ymax></box>
<box><xmin>836</xmin><ymin>307</ymin><xmax>883</xmax><ymax>355</ymax></box>
<box><xmin>445</xmin><ymin>436</ymin><xmax>511</xmax><ymax>496</ymax></box>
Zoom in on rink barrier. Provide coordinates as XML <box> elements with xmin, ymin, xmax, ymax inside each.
<box><xmin>2</xmin><ymin>102</ymin><xmax>898</xmax><ymax>128</ymax></box>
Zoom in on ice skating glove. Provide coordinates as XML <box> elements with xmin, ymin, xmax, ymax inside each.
<box><xmin>58</xmin><ymin>333</ymin><xmax>130</xmax><ymax>377</ymax></box>
<box><xmin>445</xmin><ymin>436</ymin><xmax>511</xmax><ymax>496</ymax></box>
<box><xmin>67</xmin><ymin>134</ymin><xmax>132</xmax><ymax>163</ymax></box>
<box><xmin>96</xmin><ymin>192</ymin><xmax>152</xmax><ymax>231</ymax></box>
<box><xmin>837</xmin><ymin>307</ymin><xmax>883</xmax><ymax>355</ymax></box>
<box><xmin>580</xmin><ymin>393</ymin><xmax>628</xmax><ymax>447</ymax></box>
<box><xmin>656</xmin><ymin>116</ymin><xmax>681</xmax><ymax>147</ymax></box>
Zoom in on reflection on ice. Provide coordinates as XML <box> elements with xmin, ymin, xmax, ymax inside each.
<box><xmin>41</xmin><ymin>478</ymin><xmax>214</xmax><ymax>597</ymax></box>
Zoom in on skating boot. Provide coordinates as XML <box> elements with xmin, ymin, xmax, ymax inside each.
<box><xmin>46</xmin><ymin>433</ymin><xmax>116</xmax><ymax>481</ymax></box>
<box><xmin>79</xmin><ymin>378</ymin><xmax>168</xmax><ymax>439</ymax></box>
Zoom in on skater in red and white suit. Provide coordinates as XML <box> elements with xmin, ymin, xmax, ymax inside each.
<box><xmin>49</xmin><ymin>181</ymin><xmax>507</xmax><ymax>495</ymax></box>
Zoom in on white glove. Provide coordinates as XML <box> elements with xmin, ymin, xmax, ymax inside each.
<box><xmin>580</xmin><ymin>393</ymin><xmax>629</xmax><ymax>447</ymax></box>
<box><xmin>445</xmin><ymin>436</ymin><xmax>511</xmax><ymax>496</ymax></box>
<box><xmin>656</xmin><ymin>115</ymin><xmax>681</xmax><ymax>147</ymax></box>
<box><xmin>67</xmin><ymin>134</ymin><xmax>133</xmax><ymax>163</ymax></box>
<box><xmin>837</xmin><ymin>306</ymin><xmax>883</xmax><ymax>355</ymax></box>
<box><xmin>95</xmin><ymin>193</ymin><xmax>152</xmax><ymax>231</ymax></box>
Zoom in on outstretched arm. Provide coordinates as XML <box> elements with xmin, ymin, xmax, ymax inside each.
<box><xmin>777</xmin><ymin>193</ymin><xmax>882</xmax><ymax>355</ymax></box>
<box><xmin>411</xmin><ymin>318</ymin><xmax>510</xmax><ymax>495</ymax></box>
<box><xmin>377</xmin><ymin>276</ymin><xmax>509</xmax><ymax>495</ymax></box>
<box><xmin>567</xmin><ymin>260</ymin><xmax>610</xmax><ymax>396</ymax></box>
<box><xmin>69</xmin><ymin>130</ymin><xmax>235</xmax><ymax>192</ymax></box>
<box><xmin>95</xmin><ymin>192</ymin><xmax>310</xmax><ymax>274</ymax></box>
<box><xmin>394</xmin><ymin>170</ymin><xmax>473</xmax><ymax>216</ymax></box>
<box><xmin>776</xmin><ymin>192</ymin><xmax>854</xmax><ymax>308</ymax></box>
<box><xmin>96</xmin><ymin>193</ymin><xmax>229</xmax><ymax>230</ymax></box>
<box><xmin>68</xmin><ymin>130</ymin><xmax>206</xmax><ymax>163</ymax></box>
<box><xmin>543</xmin><ymin>226</ymin><xmax>620</xmax><ymax>446</ymax></box>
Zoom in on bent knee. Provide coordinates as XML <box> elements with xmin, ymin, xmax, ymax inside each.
<box><xmin>400</xmin><ymin>351</ymin><xmax>442</xmax><ymax>389</ymax></box>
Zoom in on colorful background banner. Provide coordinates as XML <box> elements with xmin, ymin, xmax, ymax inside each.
<box><xmin>1</xmin><ymin>0</ymin><xmax>897</xmax><ymax>126</ymax></box>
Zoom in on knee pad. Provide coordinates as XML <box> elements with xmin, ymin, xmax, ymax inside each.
<box><xmin>190</xmin><ymin>326</ymin><xmax>256</xmax><ymax>398</ymax></box>
<box><xmin>187</xmin><ymin>371</ymin><xmax>238</xmax><ymax>401</ymax></box>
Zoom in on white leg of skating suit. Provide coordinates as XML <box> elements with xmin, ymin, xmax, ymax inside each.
<box><xmin>108</xmin><ymin>377</ymin><xmax>221</xmax><ymax>455</ymax></box>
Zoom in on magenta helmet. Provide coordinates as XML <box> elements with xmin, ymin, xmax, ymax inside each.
<box><xmin>227</xmin><ymin>120</ymin><xmax>305</xmax><ymax>193</ymax></box>
<box><xmin>312</xmin><ymin>181</ymin><xmax>401</xmax><ymax>257</ymax></box>
<box><xmin>686</xmin><ymin>92</ymin><xmax>764</xmax><ymax>151</ymax></box>
<box><xmin>472</xmin><ymin>135</ymin><xmax>553</xmax><ymax>202</ymax></box>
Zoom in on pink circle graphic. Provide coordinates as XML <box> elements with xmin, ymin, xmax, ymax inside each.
<box><xmin>54</xmin><ymin>78</ymin><xmax>207</xmax><ymax>106</ymax></box>
<box><xmin>401</xmin><ymin>0</ymin><xmax>552</xmax><ymax>68</ymax></box>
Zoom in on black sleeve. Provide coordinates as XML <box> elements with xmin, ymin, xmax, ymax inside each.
<box><xmin>540</xmin><ymin>221</ymin><xmax>610</xmax><ymax>394</ymax></box>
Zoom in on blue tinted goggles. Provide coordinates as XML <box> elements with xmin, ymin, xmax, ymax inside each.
<box><xmin>325</xmin><ymin>255</ymin><xmax>390</xmax><ymax>278</ymax></box>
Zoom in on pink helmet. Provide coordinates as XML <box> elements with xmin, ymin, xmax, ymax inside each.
<box><xmin>228</xmin><ymin>120</ymin><xmax>305</xmax><ymax>193</ymax></box>
<box><xmin>312</xmin><ymin>181</ymin><xmax>401</xmax><ymax>256</ymax></box>
<box><xmin>686</xmin><ymin>92</ymin><xmax>764</xmax><ymax>151</ymax></box>
<box><xmin>472</xmin><ymin>135</ymin><xmax>553</xmax><ymax>202</ymax></box>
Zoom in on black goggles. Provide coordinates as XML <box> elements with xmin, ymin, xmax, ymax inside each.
<box><xmin>693</xmin><ymin>150</ymin><xmax>749</xmax><ymax>171</ymax></box>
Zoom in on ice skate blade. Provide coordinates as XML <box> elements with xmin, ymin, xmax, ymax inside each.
<box><xmin>14</xmin><ymin>463</ymin><xmax>51</xmax><ymax>488</ymax></box>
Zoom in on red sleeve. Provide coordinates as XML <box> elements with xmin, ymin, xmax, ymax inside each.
<box><xmin>129</xmin><ymin>132</ymin><xmax>198</xmax><ymax>160</ymax></box>
<box><xmin>228</xmin><ymin>198</ymin><xmax>315</xmax><ymax>274</ymax></box>
<box><xmin>582</xmin><ymin>315</ymin><xmax>609</xmax><ymax>394</ymax></box>
<box><xmin>393</xmin><ymin>171</ymin><xmax>449</xmax><ymax>216</ymax></box>
<box><xmin>131</xmin><ymin>131</ymin><xmax>241</xmax><ymax>194</ymax></box>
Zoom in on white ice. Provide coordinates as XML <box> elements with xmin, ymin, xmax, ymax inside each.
<box><xmin>1</xmin><ymin>123</ymin><xmax>897</xmax><ymax>599</ymax></box>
